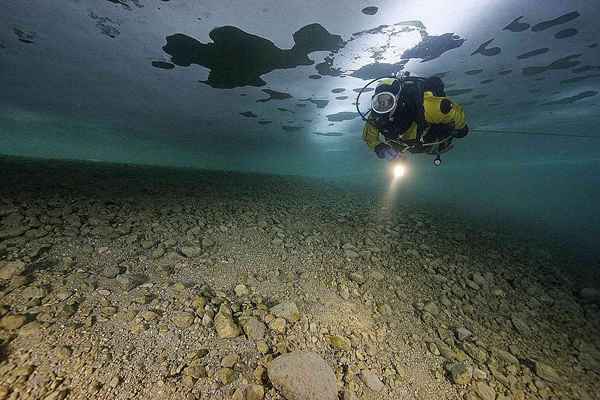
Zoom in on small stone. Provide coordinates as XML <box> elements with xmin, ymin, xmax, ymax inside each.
<box><xmin>472</xmin><ymin>367</ymin><xmax>487</xmax><ymax>381</ymax></box>
<box><xmin>510</xmin><ymin>314</ymin><xmax>531</xmax><ymax>335</ymax></box>
<box><xmin>448</xmin><ymin>362</ymin><xmax>472</xmax><ymax>384</ymax></box>
<box><xmin>172</xmin><ymin>311</ymin><xmax>195</xmax><ymax>329</ymax></box>
<box><xmin>349</xmin><ymin>272</ymin><xmax>365</xmax><ymax>284</ymax></box>
<box><xmin>19</xmin><ymin>321</ymin><xmax>41</xmax><ymax>336</ymax></box>
<box><xmin>242</xmin><ymin>318</ymin><xmax>266</xmax><ymax>340</ymax></box>
<box><xmin>327</xmin><ymin>335</ymin><xmax>351</xmax><ymax>352</ymax></box>
<box><xmin>116</xmin><ymin>273</ymin><xmax>147</xmax><ymax>291</ymax></box>
<box><xmin>221</xmin><ymin>354</ymin><xmax>240</xmax><ymax>368</ymax></box>
<box><xmin>0</xmin><ymin>314</ymin><xmax>27</xmax><ymax>330</ymax></box>
<box><xmin>183</xmin><ymin>366</ymin><xmax>206</xmax><ymax>379</ymax></box>
<box><xmin>360</xmin><ymin>370</ymin><xmax>384</xmax><ymax>392</ymax></box>
<box><xmin>201</xmin><ymin>237</ymin><xmax>215</xmax><ymax>248</ymax></box>
<box><xmin>181</xmin><ymin>246</ymin><xmax>202</xmax><ymax>257</ymax></box>
<box><xmin>232</xmin><ymin>384</ymin><xmax>265</xmax><ymax>400</ymax></box>
<box><xmin>108</xmin><ymin>375</ymin><xmax>121</xmax><ymax>388</ymax></box>
<box><xmin>44</xmin><ymin>390</ymin><xmax>69</xmax><ymax>400</ymax></box>
<box><xmin>101</xmin><ymin>265</ymin><xmax>121</xmax><ymax>278</ymax></box>
<box><xmin>492</xmin><ymin>348</ymin><xmax>519</xmax><ymax>366</ymax></box>
<box><xmin>270</xmin><ymin>317</ymin><xmax>286</xmax><ymax>333</ymax></box>
<box><xmin>423</xmin><ymin>301</ymin><xmax>440</xmax><ymax>316</ymax></box>
<box><xmin>141</xmin><ymin>310</ymin><xmax>159</xmax><ymax>321</ymax></box>
<box><xmin>268</xmin><ymin>352</ymin><xmax>337</xmax><ymax>400</ymax></box>
<box><xmin>270</xmin><ymin>302</ymin><xmax>300</xmax><ymax>322</ymax></box>
<box><xmin>473</xmin><ymin>382</ymin><xmax>495</xmax><ymax>400</ymax></box>
<box><xmin>0</xmin><ymin>385</ymin><xmax>9</xmax><ymax>400</ymax></box>
<box><xmin>245</xmin><ymin>384</ymin><xmax>265</xmax><ymax>400</ymax></box>
<box><xmin>54</xmin><ymin>345</ymin><xmax>73</xmax><ymax>360</ymax></box>
<box><xmin>0</xmin><ymin>261</ymin><xmax>26</xmax><ymax>280</ymax></box>
<box><xmin>338</xmin><ymin>284</ymin><xmax>350</xmax><ymax>300</ymax></box>
<box><xmin>215</xmin><ymin>367</ymin><xmax>234</xmax><ymax>385</ymax></box>
<box><xmin>456</xmin><ymin>327</ymin><xmax>472</xmax><ymax>341</ymax></box>
<box><xmin>235</xmin><ymin>284</ymin><xmax>250</xmax><ymax>297</ymax></box>
<box><xmin>534</xmin><ymin>360</ymin><xmax>562</xmax><ymax>383</ymax></box>
<box><xmin>256</xmin><ymin>341</ymin><xmax>269</xmax><ymax>354</ymax></box>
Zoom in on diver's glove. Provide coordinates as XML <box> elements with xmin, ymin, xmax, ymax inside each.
<box><xmin>374</xmin><ymin>143</ymin><xmax>399</xmax><ymax>161</ymax></box>
<box><xmin>453</xmin><ymin>124</ymin><xmax>470</xmax><ymax>138</ymax></box>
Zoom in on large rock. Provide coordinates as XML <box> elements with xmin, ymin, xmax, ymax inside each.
<box><xmin>270</xmin><ymin>302</ymin><xmax>300</xmax><ymax>322</ymax></box>
<box><xmin>0</xmin><ymin>261</ymin><xmax>26</xmax><ymax>280</ymax></box>
<box><xmin>579</xmin><ymin>288</ymin><xmax>600</xmax><ymax>304</ymax></box>
<box><xmin>214</xmin><ymin>305</ymin><xmax>241</xmax><ymax>338</ymax></box>
<box><xmin>241</xmin><ymin>318</ymin><xmax>266</xmax><ymax>340</ymax></box>
<box><xmin>268</xmin><ymin>351</ymin><xmax>337</xmax><ymax>400</ymax></box>
<box><xmin>448</xmin><ymin>362</ymin><xmax>472</xmax><ymax>384</ymax></box>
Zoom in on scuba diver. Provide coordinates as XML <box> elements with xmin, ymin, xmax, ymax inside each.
<box><xmin>357</xmin><ymin>72</ymin><xmax>470</xmax><ymax>166</ymax></box>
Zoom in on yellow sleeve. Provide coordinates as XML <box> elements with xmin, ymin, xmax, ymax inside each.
<box><xmin>362</xmin><ymin>120</ymin><xmax>381</xmax><ymax>150</ymax></box>
<box><xmin>423</xmin><ymin>92</ymin><xmax>467</xmax><ymax>129</ymax></box>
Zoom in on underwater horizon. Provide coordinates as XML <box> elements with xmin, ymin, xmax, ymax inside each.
<box><xmin>1</xmin><ymin>1</ymin><xmax>600</xmax><ymax>399</ymax></box>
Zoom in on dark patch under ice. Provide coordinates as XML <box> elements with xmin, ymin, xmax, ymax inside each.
<box><xmin>240</xmin><ymin>111</ymin><xmax>258</xmax><ymax>118</ymax></box>
<box><xmin>162</xmin><ymin>24</ymin><xmax>344</xmax><ymax>88</ymax></box>
<box><xmin>256</xmin><ymin>89</ymin><xmax>292</xmax><ymax>103</ymax></box>
<box><xmin>315</xmin><ymin>56</ymin><xmax>342</xmax><ymax>77</ymax></box>
<box><xmin>282</xmin><ymin>125</ymin><xmax>303</xmax><ymax>132</ymax></box>
<box><xmin>313</xmin><ymin>131</ymin><xmax>344</xmax><ymax>137</ymax></box>
<box><xmin>90</xmin><ymin>12</ymin><xmax>120</xmax><ymax>38</ymax></box>
<box><xmin>151</xmin><ymin>61</ymin><xmax>175</xmax><ymax>70</ymax></box>
<box><xmin>401</xmin><ymin>33</ymin><xmax>465</xmax><ymax>62</ymax></box>
<box><xmin>335</xmin><ymin>96</ymin><xmax>348</xmax><ymax>100</ymax></box>
<box><xmin>554</xmin><ymin>29</ymin><xmax>578</xmax><ymax>39</ymax></box>
<box><xmin>258</xmin><ymin>120</ymin><xmax>273</xmax><ymax>125</ymax></box>
<box><xmin>326</xmin><ymin>112</ymin><xmax>359</xmax><ymax>122</ymax></box>
<box><xmin>352</xmin><ymin>87</ymin><xmax>374</xmax><ymax>93</ymax></box>
<box><xmin>541</xmin><ymin>90</ymin><xmax>597</xmax><ymax>105</ymax></box>
<box><xmin>559</xmin><ymin>74</ymin><xmax>600</xmax><ymax>85</ymax></box>
<box><xmin>308</xmin><ymin>75</ymin><xmax>322</xmax><ymax>79</ymax></box>
<box><xmin>350</xmin><ymin>61</ymin><xmax>408</xmax><ymax>80</ymax></box>
<box><xmin>302</xmin><ymin>99</ymin><xmax>329</xmax><ymax>109</ymax></box>
<box><xmin>531</xmin><ymin>11</ymin><xmax>580</xmax><ymax>32</ymax></box>
<box><xmin>13</xmin><ymin>28</ymin><xmax>36</xmax><ymax>44</ymax></box>
<box><xmin>572</xmin><ymin>66</ymin><xmax>600</xmax><ymax>73</ymax></box>
<box><xmin>517</xmin><ymin>48</ymin><xmax>550</xmax><ymax>60</ymax></box>
<box><xmin>522</xmin><ymin>54</ymin><xmax>582</xmax><ymax>76</ymax></box>
<box><xmin>331</xmin><ymin>88</ymin><xmax>346</xmax><ymax>94</ymax></box>
<box><xmin>471</xmin><ymin>39</ymin><xmax>501</xmax><ymax>57</ymax></box>
<box><xmin>480</xmin><ymin>79</ymin><xmax>494</xmax><ymax>84</ymax></box>
<box><xmin>503</xmin><ymin>16</ymin><xmax>530</xmax><ymax>32</ymax></box>
<box><xmin>361</xmin><ymin>6</ymin><xmax>378</xmax><ymax>15</ymax></box>
<box><xmin>465</xmin><ymin>69</ymin><xmax>484</xmax><ymax>75</ymax></box>
<box><xmin>105</xmin><ymin>0</ymin><xmax>143</xmax><ymax>11</ymax></box>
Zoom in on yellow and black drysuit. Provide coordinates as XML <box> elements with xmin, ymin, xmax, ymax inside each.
<box><xmin>363</xmin><ymin>78</ymin><xmax>468</xmax><ymax>157</ymax></box>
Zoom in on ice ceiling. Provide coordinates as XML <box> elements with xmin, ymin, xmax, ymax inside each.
<box><xmin>1</xmin><ymin>0</ymin><xmax>600</xmax><ymax>176</ymax></box>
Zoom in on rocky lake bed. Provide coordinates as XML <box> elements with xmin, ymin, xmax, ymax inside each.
<box><xmin>0</xmin><ymin>156</ymin><xmax>599</xmax><ymax>400</ymax></box>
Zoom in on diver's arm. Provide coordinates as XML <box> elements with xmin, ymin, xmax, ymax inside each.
<box><xmin>362</xmin><ymin>120</ymin><xmax>381</xmax><ymax>150</ymax></box>
<box><xmin>424</xmin><ymin>93</ymin><xmax>467</xmax><ymax>130</ymax></box>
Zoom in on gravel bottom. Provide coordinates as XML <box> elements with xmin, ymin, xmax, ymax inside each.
<box><xmin>0</xmin><ymin>156</ymin><xmax>599</xmax><ymax>400</ymax></box>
